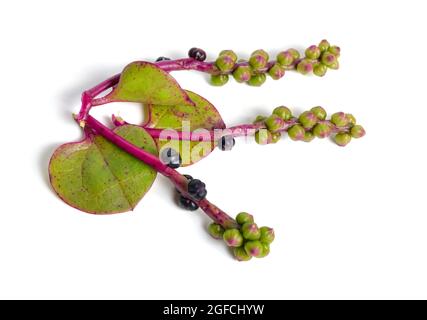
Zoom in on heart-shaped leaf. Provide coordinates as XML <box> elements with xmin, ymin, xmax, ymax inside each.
<box><xmin>104</xmin><ymin>61</ymin><xmax>194</xmax><ymax>106</ymax></box>
<box><xmin>49</xmin><ymin>125</ymin><xmax>158</xmax><ymax>214</ymax></box>
<box><xmin>144</xmin><ymin>90</ymin><xmax>226</xmax><ymax>166</ymax></box>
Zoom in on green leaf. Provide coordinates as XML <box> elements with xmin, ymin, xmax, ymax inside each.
<box><xmin>49</xmin><ymin>125</ymin><xmax>158</xmax><ymax>214</ymax></box>
<box><xmin>105</xmin><ymin>61</ymin><xmax>194</xmax><ymax>106</ymax></box>
<box><xmin>144</xmin><ymin>90</ymin><xmax>226</xmax><ymax>166</ymax></box>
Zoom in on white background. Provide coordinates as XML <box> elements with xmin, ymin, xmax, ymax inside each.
<box><xmin>0</xmin><ymin>0</ymin><xmax>426</xmax><ymax>300</ymax></box>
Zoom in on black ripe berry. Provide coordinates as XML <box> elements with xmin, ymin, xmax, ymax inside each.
<box><xmin>188</xmin><ymin>47</ymin><xmax>207</xmax><ymax>61</ymax></box>
<box><xmin>183</xmin><ymin>174</ymin><xmax>193</xmax><ymax>181</ymax></box>
<box><xmin>156</xmin><ymin>56</ymin><xmax>171</xmax><ymax>62</ymax></box>
<box><xmin>178</xmin><ymin>195</ymin><xmax>199</xmax><ymax>211</ymax></box>
<box><xmin>160</xmin><ymin>148</ymin><xmax>181</xmax><ymax>169</ymax></box>
<box><xmin>188</xmin><ymin>179</ymin><xmax>207</xmax><ymax>200</ymax></box>
<box><xmin>218</xmin><ymin>135</ymin><xmax>236</xmax><ymax>151</ymax></box>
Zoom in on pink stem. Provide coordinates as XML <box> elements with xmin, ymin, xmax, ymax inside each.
<box><xmin>85</xmin><ymin>115</ymin><xmax>239</xmax><ymax>229</ymax></box>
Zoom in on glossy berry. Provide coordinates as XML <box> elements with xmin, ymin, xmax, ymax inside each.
<box><xmin>346</xmin><ymin>114</ymin><xmax>357</xmax><ymax>126</ymax></box>
<box><xmin>305</xmin><ymin>45</ymin><xmax>321</xmax><ymax>60</ymax></box>
<box><xmin>350</xmin><ymin>125</ymin><xmax>366</xmax><ymax>138</ymax></box>
<box><xmin>244</xmin><ymin>240</ymin><xmax>264</xmax><ymax>258</ymax></box>
<box><xmin>155</xmin><ymin>56</ymin><xmax>171</xmax><ymax>62</ymax></box>
<box><xmin>252</xmin><ymin>49</ymin><xmax>269</xmax><ymax>61</ymax></box>
<box><xmin>296</xmin><ymin>59</ymin><xmax>313</xmax><ymax>75</ymax></box>
<box><xmin>232</xmin><ymin>65</ymin><xmax>252</xmax><ymax>83</ymax></box>
<box><xmin>311</xmin><ymin>106</ymin><xmax>327</xmax><ymax>120</ymax></box>
<box><xmin>271</xmin><ymin>132</ymin><xmax>282</xmax><ymax>143</ymax></box>
<box><xmin>249</xmin><ymin>53</ymin><xmax>268</xmax><ymax>70</ymax></box>
<box><xmin>218</xmin><ymin>135</ymin><xmax>235</xmax><ymax>151</ymax></box>
<box><xmin>223</xmin><ymin>229</ymin><xmax>244</xmax><ymax>247</ymax></box>
<box><xmin>265</xmin><ymin>114</ymin><xmax>284</xmax><ymax>132</ymax></box>
<box><xmin>160</xmin><ymin>148</ymin><xmax>181</xmax><ymax>168</ymax></box>
<box><xmin>328</xmin><ymin>45</ymin><xmax>341</xmax><ymax>57</ymax></box>
<box><xmin>299</xmin><ymin>111</ymin><xmax>318</xmax><ymax>129</ymax></box>
<box><xmin>287</xmin><ymin>48</ymin><xmax>300</xmax><ymax>60</ymax></box>
<box><xmin>328</xmin><ymin>60</ymin><xmax>340</xmax><ymax>70</ymax></box>
<box><xmin>277</xmin><ymin>51</ymin><xmax>294</xmax><ymax>66</ymax></box>
<box><xmin>318</xmin><ymin>39</ymin><xmax>330</xmax><ymax>52</ymax></box>
<box><xmin>211</xmin><ymin>74</ymin><xmax>229</xmax><ymax>86</ymax></box>
<box><xmin>236</xmin><ymin>212</ymin><xmax>254</xmax><ymax>225</ymax></box>
<box><xmin>313</xmin><ymin>122</ymin><xmax>332</xmax><ymax>138</ymax></box>
<box><xmin>331</xmin><ymin>112</ymin><xmax>349</xmax><ymax>127</ymax></box>
<box><xmin>258</xmin><ymin>243</ymin><xmax>271</xmax><ymax>258</ymax></box>
<box><xmin>253</xmin><ymin>115</ymin><xmax>267</xmax><ymax>124</ymax></box>
<box><xmin>215</xmin><ymin>55</ymin><xmax>235</xmax><ymax>72</ymax></box>
<box><xmin>255</xmin><ymin>129</ymin><xmax>272</xmax><ymax>145</ymax></box>
<box><xmin>248</xmin><ymin>73</ymin><xmax>266</xmax><ymax>86</ymax></box>
<box><xmin>334</xmin><ymin>132</ymin><xmax>352</xmax><ymax>146</ymax></box>
<box><xmin>208</xmin><ymin>223</ymin><xmax>225</xmax><ymax>239</ymax></box>
<box><xmin>287</xmin><ymin>124</ymin><xmax>305</xmax><ymax>141</ymax></box>
<box><xmin>233</xmin><ymin>247</ymin><xmax>252</xmax><ymax>261</ymax></box>
<box><xmin>183</xmin><ymin>174</ymin><xmax>193</xmax><ymax>181</ymax></box>
<box><xmin>178</xmin><ymin>195</ymin><xmax>199</xmax><ymax>211</ymax></box>
<box><xmin>259</xmin><ymin>227</ymin><xmax>275</xmax><ymax>244</ymax></box>
<box><xmin>321</xmin><ymin>52</ymin><xmax>337</xmax><ymax>67</ymax></box>
<box><xmin>268</xmin><ymin>63</ymin><xmax>285</xmax><ymax>80</ymax></box>
<box><xmin>188</xmin><ymin>179</ymin><xmax>207</xmax><ymax>200</ymax></box>
<box><xmin>241</xmin><ymin>223</ymin><xmax>261</xmax><ymax>241</ymax></box>
<box><xmin>219</xmin><ymin>50</ymin><xmax>238</xmax><ymax>62</ymax></box>
<box><xmin>273</xmin><ymin>106</ymin><xmax>292</xmax><ymax>121</ymax></box>
<box><xmin>313</xmin><ymin>63</ymin><xmax>327</xmax><ymax>77</ymax></box>
<box><xmin>188</xmin><ymin>47</ymin><xmax>207</xmax><ymax>61</ymax></box>
<box><xmin>303</xmin><ymin>131</ymin><xmax>315</xmax><ymax>142</ymax></box>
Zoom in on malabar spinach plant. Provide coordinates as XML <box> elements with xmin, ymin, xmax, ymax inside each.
<box><xmin>49</xmin><ymin>40</ymin><xmax>365</xmax><ymax>261</ymax></box>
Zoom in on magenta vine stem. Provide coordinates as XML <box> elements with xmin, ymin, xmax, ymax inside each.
<box><xmin>76</xmin><ymin>57</ymin><xmax>301</xmax><ymax>122</ymax></box>
<box><xmin>85</xmin><ymin>115</ymin><xmax>239</xmax><ymax>230</ymax></box>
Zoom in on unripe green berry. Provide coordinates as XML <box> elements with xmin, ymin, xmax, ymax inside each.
<box><xmin>311</xmin><ymin>106</ymin><xmax>327</xmax><ymax>120</ymax></box>
<box><xmin>313</xmin><ymin>63</ymin><xmax>327</xmax><ymax>77</ymax></box>
<box><xmin>296</xmin><ymin>59</ymin><xmax>313</xmax><ymax>75</ymax></box>
<box><xmin>219</xmin><ymin>50</ymin><xmax>238</xmax><ymax>62</ymax></box>
<box><xmin>211</xmin><ymin>74</ymin><xmax>229</xmax><ymax>86</ymax></box>
<box><xmin>346</xmin><ymin>114</ymin><xmax>357</xmax><ymax>127</ymax></box>
<box><xmin>255</xmin><ymin>129</ymin><xmax>272</xmax><ymax>145</ymax></box>
<box><xmin>249</xmin><ymin>54</ymin><xmax>268</xmax><ymax>70</ymax></box>
<box><xmin>208</xmin><ymin>223</ymin><xmax>225</xmax><ymax>239</ymax></box>
<box><xmin>273</xmin><ymin>106</ymin><xmax>292</xmax><ymax>121</ymax></box>
<box><xmin>287</xmin><ymin>124</ymin><xmax>305</xmax><ymax>141</ymax></box>
<box><xmin>305</xmin><ymin>45</ymin><xmax>321</xmax><ymax>60</ymax></box>
<box><xmin>241</xmin><ymin>223</ymin><xmax>261</xmax><ymax>241</ymax></box>
<box><xmin>331</xmin><ymin>112</ymin><xmax>349</xmax><ymax>127</ymax></box>
<box><xmin>233</xmin><ymin>247</ymin><xmax>252</xmax><ymax>261</ymax></box>
<box><xmin>334</xmin><ymin>132</ymin><xmax>352</xmax><ymax>146</ymax></box>
<box><xmin>321</xmin><ymin>52</ymin><xmax>337</xmax><ymax>67</ymax></box>
<box><xmin>350</xmin><ymin>125</ymin><xmax>366</xmax><ymax>138</ymax></box>
<box><xmin>236</xmin><ymin>212</ymin><xmax>254</xmax><ymax>225</ymax></box>
<box><xmin>287</xmin><ymin>48</ymin><xmax>300</xmax><ymax>60</ymax></box>
<box><xmin>328</xmin><ymin>60</ymin><xmax>340</xmax><ymax>70</ymax></box>
<box><xmin>259</xmin><ymin>227</ymin><xmax>275</xmax><ymax>244</ymax></box>
<box><xmin>318</xmin><ymin>39</ymin><xmax>330</xmax><ymax>52</ymax></box>
<box><xmin>303</xmin><ymin>131</ymin><xmax>315</xmax><ymax>142</ymax></box>
<box><xmin>215</xmin><ymin>55</ymin><xmax>235</xmax><ymax>72</ymax></box>
<box><xmin>223</xmin><ymin>229</ymin><xmax>244</xmax><ymax>247</ymax></box>
<box><xmin>299</xmin><ymin>111</ymin><xmax>318</xmax><ymax>129</ymax></box>
<box><xmin>248</xmin><ymin>73</ymin><xmax>266</xmax><ymax>86</ymax></box>
<box><xmin>268</xmin><ymin>63</ymin><xmax>285</xmax><ymax>80</ymax></box>
<box><xmin>258</xmin><ymin>243</ymin><xmax>270</xmax><ymax>258</ymax></box>
<box><xmin>313</xmin><ymin>122</ymin><xmax>332</xmax><ymax>138</ymax></box>
<box><xmin>271</xmin><ymin>132</ymin><xmax>281</xmax><ymax>143</ymax></box>
<box><xmin>232</xmin><ymin>65</ymin><xmax>252</xmax><ymax>83</ymax></box>
<box><xmin>277</xmin><ymin>51</ymin><xmax>294</xmax><ymax>66</ymax></box>
<box><xmin>252</xmin><ymin>49</ymin><xmax>269</xmax><ymax>61</ymax></box>
<box><xmin>328</xmin><ymin>45</ymin><xmax>341</xmax><ymax>57</ymax></box>
<box><xmin>253</xmin><ymin>115</ymin><xmax>267</xmax><ymax>124</ymax></box>
<box><xmin>244</xmin><ymin>240</ymin><xmax>264</xmax><ymax>258</ymax></box>
<box><xmin>265</xmin><ymin>114</ymin><xmax>284</xmax><ymax>132</ymax></box>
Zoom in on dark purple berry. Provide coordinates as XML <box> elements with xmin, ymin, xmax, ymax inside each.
<box><xmin>183</xmin><ymin>174</ymin><xmax>193</xmax><ymax>181</ymax></box>
<box><xmin>188</xmin><ymin>179</ymin><xmax>207</xmax><ymax>200</ymax></box>
<box><xmin>178</xmin><ymin>195</ymin><xmax>199</xmax><ymax>211</ymax></box>
<box><xmin>155</xmin><ymin>56</ymin><xmax>171</xmax><ymax>62</ymax></box>
<box><xmin>160</xmin><ymin>148</ymin><xmax>181</xmax><ymax>169</ymax></box>
<box><xmin>218</xmin><ymin>135</ymin><xmax>236</xmax><ymax>151</ymax></box>
<box><xmin>188</xmin><ymin>47</ymin><xmax>207</xmax><ymax>61</ymax></box>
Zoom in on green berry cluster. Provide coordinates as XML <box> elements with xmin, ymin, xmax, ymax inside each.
<box><xmin>292</xmin><ymin>40</ymin><xmax>341</xmax><ymax>77</ymax></box>
<box><xmin>208</xmin><ymin>212</ymin><xmax>275</xmax><ymax>261</ymax></box>
<box><xmin>253</xmin><ymin>106</ymin><xmax>365</xmax><ymax>146</ymax></box>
